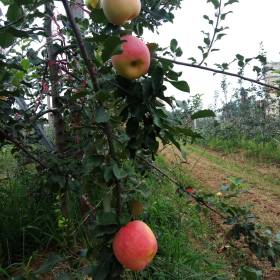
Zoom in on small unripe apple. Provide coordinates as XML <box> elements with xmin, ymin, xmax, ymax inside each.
<box><xmin>85</xmin><ymin>0</ymin><xmax>101</xmax><ymax>9</ymax></box>
<box><xmin>112</xmin><ymin>35</ymin><xmax>150</xmax><ymax>80</ymax></box>
<box><xmin>102</xmin><ymin>0</ymin><xmax>141</xmax><ymax>25</ymax></box>
<box><xmin>113</xmin><ymin>220</ymin><xmax>158</xmax><ymax>271</ymax></box>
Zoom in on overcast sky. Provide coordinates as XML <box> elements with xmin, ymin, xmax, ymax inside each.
<box><xmin>1</xmin><ymin>1</ymin><xmax>279</xmax><ymax>109</ymax></box>
<box><xmin>145</xmin><ymin>0</ymin><xmax>280</xmax><ymax>108</ymax></box>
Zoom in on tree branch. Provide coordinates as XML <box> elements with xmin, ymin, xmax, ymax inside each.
<box><xmin>61</xmin><ymin>0</ymin><xmax>122</xmax><ymax>217</ymax></box>
<box><xmin>198</xmin><ymin>0</ymin><xmax>223</xmax><ymax>66</ymax></box>
<box><xmin>0</xmin><ymin>130</ymin><xmax>47</xmax><ymax>169</ymax></box>
<box><xmin>45</xmin><ymin>3</ymin><xmax>66</xmax><ymax>153</ymax></box>
<box><xmin>138</xmin><ymin>155</ymin><xmax>226</xmax><ymax>219</ymax></box>
<box><xmin>156</xmin><ymin>56</ymin><xmax>280</xmax><ymax>92</ymax></box>
<box><xmin>34</xmin><ymin>108</ymin><xmax>58</xmax><ymax>120</ymax></box>
<box><xmin>61</xmin><ymin>0</ymin><xmax>99</xmax><ymax>91</ymax></box>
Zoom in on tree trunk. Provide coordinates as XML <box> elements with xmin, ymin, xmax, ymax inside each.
<box><xmin>44</xmin><ymin>3</ymin><xmax>65</xmax><ymax>154</ymax></box>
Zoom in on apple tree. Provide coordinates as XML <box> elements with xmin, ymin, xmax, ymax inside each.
<box><xmin>0</xmin><ymin>0</ymin><xmax>259</xmax><ymax>278</ymax></box>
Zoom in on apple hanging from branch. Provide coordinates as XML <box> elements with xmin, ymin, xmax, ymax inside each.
<box><xmin>113</xmin><ymin>220</ymin><xmax>158</xmax><ymax>271</ymax></box>
<box><xmin>102</xmin><ymin>0</ymin><xmax>141</xmax><ymax>25</ymax></box>
<box><xmin>112</xmin><ymin>35</ymin><xmax>151</xmax><ymax>80</ymax></box>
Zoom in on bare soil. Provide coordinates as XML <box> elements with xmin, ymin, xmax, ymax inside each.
<box><xmin>160</xmin><ymin>144</ymin><xmax>280</xmax><ymax>280</ymax></box>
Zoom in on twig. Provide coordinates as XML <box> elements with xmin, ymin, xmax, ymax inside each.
<box><xmin>34</xmin><ymin>108</ymin><xmax>58</xmax><ymax>120</ymax></box>
<box><xmin>0</xmin><ymin>15</ymin><xmax>26</xmax><ymax>31</ymax></box>
<box><xmin>0</xmin><ymin>130</ymin><xmax>47</xmax><ymax>169</ymax></box>
<box><xmin>53</xmin><ymin>44</ymin><xmax>77</xmax><ymax>57</ymax></box>
<box><xmin>156</xmin><ymin>56</ymin><xmax>280</xmax><ymax>92</ymax></box>
<box><xmin>198</xmin><ymin>0</ymin><xmax>223</xmax><ymax>66</ymax></box>
<box><xmin>61</xmin><ymin>0</ymin><xmax>99</xmax><ymax>91</ymax></box>
<box><xmin>138</xmin><ymin>155</ymin><xmax>226</xmax><ymax>219</ymax></box>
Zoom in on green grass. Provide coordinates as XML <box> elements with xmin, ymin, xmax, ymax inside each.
<box><xmin>124</xmin><ymin>157</ymin><xmax>234</xmax><ymax>280</ymax></box>
<box><xmin>186</xmin><ymin>143</ymin><xmax>280</xmax><ymax>198</ymax></box>
<box><xmin>0</xmin><ymin>150</ymin><xmax>234</xmax><ymax>279</ymax></box>
<box><xmin>0</xmin><ymin>169</ymin><xmax>61</xmax><ymax>266</ymax></box>
<box><xmin>0</xmin><ymin>146</ymin><xmax>17</xmax><ymax>179</ymax></box>
<box><xmin>206</xmin><ymin>137</ymin><xmax>280</xmax><ymax>164</ymax></box>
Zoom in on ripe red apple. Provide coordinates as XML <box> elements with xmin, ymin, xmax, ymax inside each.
<box><xmin>112</xmin><ymin>35</ymin><xmax>150</xmax><ymax>80</ymax></box>
<box><xmin>113</xmin><ymin>220</ymin><xmax>158</xmax><ymax>271</ymax></box>
<box><xmin>102</xmin><ymin>0</ymin><xmax>141</xmax><ymax>25</ymax></box>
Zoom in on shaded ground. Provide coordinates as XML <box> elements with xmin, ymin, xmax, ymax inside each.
<box><xmin>160</xmin><ymin>144</ymin><xmax>280</xmax><ymax>279</ymax></box>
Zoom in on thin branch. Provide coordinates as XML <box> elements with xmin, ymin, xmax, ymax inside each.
<box><xmin>34</xmin><ymin>108</ymin><xmax>58</xmax><ymax>120</ymax></box>
<box><xmin>0</xmin><ymin>130</ymin><xmax>47</xmax><ymax>169</ymax></box>
<box><xmin>138</xmin><ymin>155</ymin><xmax>226</xmax><ymax>219</ymax></box>
<box><xmin>156</xmin><ymin>56</ymin><xmax>280</xmax><ymax>92</ymax></box>
<box><xmin>198</xmin><ymin>0</ymin><xmax>223</xmax><ymax>66</ymax></box>
<box><xmin>0</xmin><ymin>15</ymin><xmax>26</xmax><ymax>30</ymax></box>
<box><xmin>53</xmin><ymin>44</ymin><xmax>77</xmax><ymax>57</ymax></box>
<box><xmin>61</xmin><ymin>0</ymin><xmax>99</xmax><ymax>91</ymax></box>
<box><xmin>61</xmin><ymin>0</ymin><xmax>122</xmax><ymax>217</ymax></box>
<box><xmin>45</xmin><ymin>3</ymin><xmax>66</xmax><ymax>153</ymax></box>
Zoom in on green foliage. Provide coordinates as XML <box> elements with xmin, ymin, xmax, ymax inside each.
<box><xmin>0</xmin><ymin>168</ymin><xmax>60</xmax><ymax>265</ymax></box>
<box><xmin>206</xmin><ymin>137</ymin><xmax>280</xmax><ymax>164</ymax></box>
<box><xmin>0</xmin><ymin>0</ymin><xmax>258</xmax><ymax>277</ymax></box>
<box><xmin>238</xmin><ymin>266</ymin><xmax>263</xmax><ymax>280</ymax></box>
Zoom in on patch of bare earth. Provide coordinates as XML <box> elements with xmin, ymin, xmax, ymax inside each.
<box><xmin>160</xmin><ymin>145</ymin><xmax>280</xmax><ymax>279</ymax></box>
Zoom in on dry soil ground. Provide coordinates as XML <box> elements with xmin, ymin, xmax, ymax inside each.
<box><xmin>160</xmin><ymin>144</ymin><xmax>280</xmax><ymax>279</ymax></box>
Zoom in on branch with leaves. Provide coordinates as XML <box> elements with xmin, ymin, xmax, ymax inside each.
<box><xmin>156</xmin><ymin>56</ymin><xmax>280</xmax><ymax>92</ymax></box>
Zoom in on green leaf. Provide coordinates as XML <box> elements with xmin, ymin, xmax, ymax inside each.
<box><xmin>6</xmin><ymin>3</ymin><xmax>23</xmax><ymax>22</ymax></box>
<box><xmin>175</xmin><ymin>126</ymin><xmax>202</xmax><ymax>140</ymax></box>
<box><xmin>34</xmin><ymin>254</ymin><xmax>63</xmax><ymax>274</ymax></box>
<box><xmin>224</xmin><ymin>0</ymin><xmax>239</xmax><ymax>6</ymax></box>
<box><xmin>216</xmin><ymin>33</ymin><xmax>226</xmax><ymax>40</ymax></box>
<box><xmin>170</xmin><ymin>39</ymin><xmax>178</xmax><ymax>52</ymax></box>
<box><xmin>112</xmin><ymin>163</ymin><xmax>127</xmax><ymax>179</ymax></box>
<box><xmin>0</xmin><ymin>30</ymin><xmax>14</xmax><ymax>48</ymax></box>
<box><xmin>102</xmin><ymin>36</ymin><xmax>122</xmax><ymax>62</ymax></box>
<box><xmin>204</xmin><ymin>37</ymin><xmax>211</xmax><ymax>45</ymax></box>
<box><xmin>191</xmin><ymin>109</ymin><xmax>216</xmax><ymax>120</ymax></box>
<box><xmin>221</xmin><ymin>11</ymin><xmax>233</xmax><ymax>20</ymax></box>
<box><xmin>169</xmin><ymin>80</ymin><xmax>190</xmax><ymax>92</ymax></box>
<box><xmin>175</xmin><ymin>47</ymin><xmax>183</xmax><ymax>57</ymax></box>
<box><xmin>207</xmin><ymin>0</ymin><xmax>220</xmax><ymax>9</ymax></box>
<box><xmin>90</xmin><ymin>8</ymin><xmax>107</xmax><ymax>24</ymax></box>
<box><xmin>238</xmin><ymin>266</ymin><xmax>262</xmax><ymax>280</ymax></box>
<box><xmin>236</xmin><ymin>54</ymin><xmax>244</xmax><ymax>61</ymax></box>
<box><xmin>95</xmin><ymin>106</ymin><xmax>109</xmax><ymax>123</ymax></box>
<box><xmin>20</xmin><ymin>58</ymin><xmax>30</xmax><ymax>71</ymax></box>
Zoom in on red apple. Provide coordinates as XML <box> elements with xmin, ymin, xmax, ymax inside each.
<box><xmin>112</xmin><ymin>35</ymin><xmax>150</xmax><ymax>80</ymax></box>
<box><xmin>113</xmin><ymin>220</ymin><xmax>158</xmax><ymax>271</ymax></box>
<box><xmin>102</xmin><ymin>0</ymin><xmax>141</xmax><ymax>25</ymax></box>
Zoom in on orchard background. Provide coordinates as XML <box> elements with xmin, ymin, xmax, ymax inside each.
<box><xmin>0</xmin><ymin>0</ymin><xmax>280</xmax><ymax>279</ymax></box>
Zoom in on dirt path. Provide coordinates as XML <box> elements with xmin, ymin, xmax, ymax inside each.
<box><xmin>161</xmin><ymin>144</ymin><xmax>280</xmax><ymax>229</ymax></box>
<box><xmin>161</xmin><ymin>144</ymin><xmax>280</xmax><ymax>279</ymax></box>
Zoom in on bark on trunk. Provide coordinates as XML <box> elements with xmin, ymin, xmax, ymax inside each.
<box><xmin>44</xmin><ymin>3</ymin><xmax>65</xmax><ymax>154</ymax></box>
